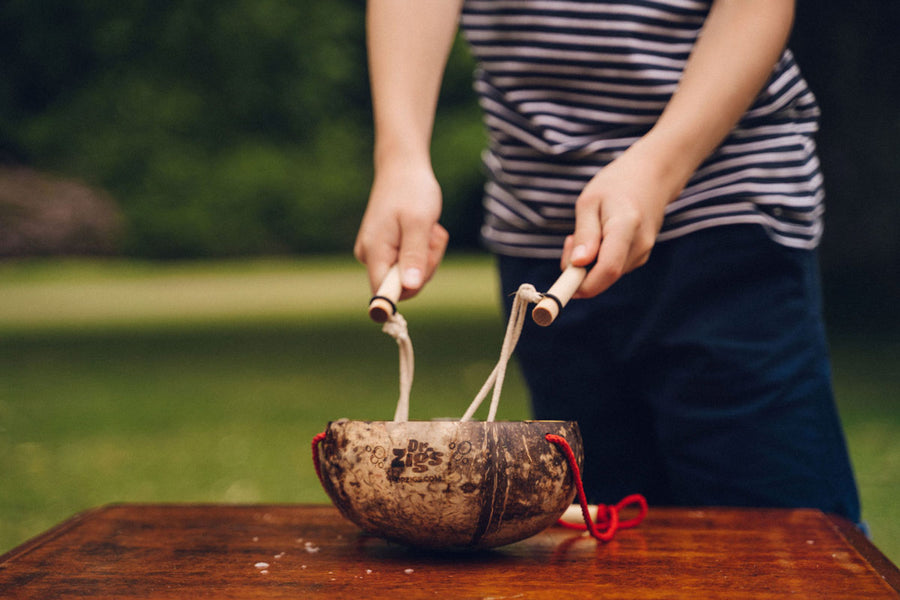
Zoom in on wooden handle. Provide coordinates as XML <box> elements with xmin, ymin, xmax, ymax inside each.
<box><xmin>532</xmin><ymin>265</ymin><xmax>586</xmax><ymax>327</ymax></box>
<box><xmin>368</xmin><ymin>265</ymin><xmax>402</xmax><ymax>323</ymax></box>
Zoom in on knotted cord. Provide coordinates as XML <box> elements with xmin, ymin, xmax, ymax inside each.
<box><xmin>461</xmin><ymin>283</ymin><xmax>543</xmax><ymax>422</ymax></box>
<box><xmin>380</xmin><ymin>312</ymin><xmax>413</xmax><ymax>422</ymax></box>
<box><xmin>546</xmin><ymin>434</ymin><xmax>648</xmax><ymax>541</ymax></box>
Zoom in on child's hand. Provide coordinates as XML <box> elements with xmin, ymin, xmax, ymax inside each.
<box><xmin>354</xmin><ymin>161</ymin><xmax>448</xmax><ymax>300</ymax></box>
<box><xmin>562</xmin><ymin>138</ymin><xmax>680</xmax><ymax>298</ymax></box>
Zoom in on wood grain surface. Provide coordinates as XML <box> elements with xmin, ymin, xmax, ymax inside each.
<box><xmin>1</xmin><ymin>504</ymin><xmax>897</xmax><ymax>599</ymax></box>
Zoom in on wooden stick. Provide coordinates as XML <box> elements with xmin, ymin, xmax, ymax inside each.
<box><xmin>368</xmin><ymin>265</ymin><xmax>402</xmax><ymax>323</ymax></box>
<box><xmin>531</xmin><ymin>265</ymin><xmax>587</xmax><ymax>327</ymax></box>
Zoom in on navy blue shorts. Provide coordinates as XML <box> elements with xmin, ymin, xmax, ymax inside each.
<box><xmin>498</xmin><ymin>225</ymin><xmax>861</xmax><ymax>522</ymax></box>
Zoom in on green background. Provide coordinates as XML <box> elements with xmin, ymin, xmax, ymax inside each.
<box><xmin>1</xmin><ymin>0</ymin><xmax>897</xmax><ymax>568</ymax></box>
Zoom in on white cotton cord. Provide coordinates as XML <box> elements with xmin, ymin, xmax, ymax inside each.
<box><xmin>460</xmin><ymin>284</ymin><xmax>543</xmax><ymax>422</ymax></box>
<box><xmin>382</xmin><ymin>313</ymin><xmax>414</xmax><ymax>422</ymax></box>
<box><xmin>381</xmin><ymin>283</ymin><xmax>542</xmax><ymax>423</ymax></box>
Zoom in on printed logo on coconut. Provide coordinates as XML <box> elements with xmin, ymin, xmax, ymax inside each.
<box><xmin>365</xmin><ymin>439</ymin><xmax>474</xmax><ymax>484</ymax></box>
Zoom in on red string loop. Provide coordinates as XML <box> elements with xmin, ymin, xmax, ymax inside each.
<box><xmin>545</xmin><ymin>433</ymin><xmax>648</xmax><ymax>542</ymax></box>
<box><xmin>311</xmin><ymin>431</ymin><xmax>327</xmax><ymax>487</ymax></box>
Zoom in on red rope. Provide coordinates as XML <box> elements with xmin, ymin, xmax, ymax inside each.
<box><xmin>545</xmin><ymin>433</ymin><xmax>648</xmax><ymax>542</ymax></box>
<box><xmin>311</xmin><ymin>431</ymin><xmax>327</xmax><ymax>487</ymax></box>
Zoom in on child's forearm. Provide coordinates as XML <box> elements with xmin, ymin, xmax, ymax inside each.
<box><xmin>355</xmin><ymin>0</ymin><xmax>460</xmax><ymax>295</ymax></box>
<box><xmin>640</xmin><ymin>0</ymin><xmax>796</xmax><ymax>196</ymax></box>
<box><xmin>367</xmin><ymin>0</ymin><xmax>464</xmax><ymax>171</ymax></box>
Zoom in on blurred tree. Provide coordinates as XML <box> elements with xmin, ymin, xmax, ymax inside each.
<box><xmin>0</xmin><ymin>0</ymin><xmax>482</xmax><ymax>257</ymax></box>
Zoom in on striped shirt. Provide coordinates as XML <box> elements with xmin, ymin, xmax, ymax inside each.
<box><xmin>459</xmin><ymin>0</ymin><xmax>825</xmax><ymax>258</ymax></box>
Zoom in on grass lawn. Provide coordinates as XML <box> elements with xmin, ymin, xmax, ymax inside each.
<box><xmin>1</xmin><ymin>255</ymin><xmax>897</xmax><ymax>565</ymax></box>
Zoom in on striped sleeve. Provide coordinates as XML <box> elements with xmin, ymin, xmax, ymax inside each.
<box><xmin>459</xmin><ymin>0</ymin><xmax>826</xmax><ymax>256</ymax></box>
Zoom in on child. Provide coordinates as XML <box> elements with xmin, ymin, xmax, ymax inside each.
<box><xmin>354</xmin><ymin>0</ymin><xmax>860</xmax><ymax>522</ymax></box>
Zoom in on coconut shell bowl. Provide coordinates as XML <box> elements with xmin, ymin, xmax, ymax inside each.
<box><xmin>312</xmin><ymin>265</ymin><xmax>596</xmax><ymax>550</ymax></box>
<box><xmin>314</xmin><ymin>419</ymin><xmax>583</xmax><ymax>550</ymax></box>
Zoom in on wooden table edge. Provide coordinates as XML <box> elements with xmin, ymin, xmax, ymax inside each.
<box><xmin>0</xmin><ymin>505</ymin><xmax>110</xmax><ymax>566</ymax></box>
<box><xmin>3</xmin><ymin>503</ymin><xmax>899</xmax><ymax>596</ymax></box>
<box><xmin>826</xmin><ymin>513</ymin><xmax>900</xmax><ymax>594</ymax></box>
<box><xmin>0</xmin><ymin>502</ymin><xmax>332</xmax><ymax>566</ymax></box>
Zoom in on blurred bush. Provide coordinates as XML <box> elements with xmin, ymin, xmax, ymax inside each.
<box><xmin>0</xmin><ymin>165</ymin><xmax>123</xmax><ymax>256</ymax></box>
<box><xmin>0</xmin><ymin>0</ymin><xmax>483</xmax><ymax>257</ymax></box>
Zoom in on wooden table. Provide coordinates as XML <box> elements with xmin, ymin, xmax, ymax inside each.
<box><xmin>1</xmin><ymin>504</ymin><xmax>898</xmax><ymax>599</ymax></box>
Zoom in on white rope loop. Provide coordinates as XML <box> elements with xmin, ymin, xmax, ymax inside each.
<box><xmin>460</xmin><ymin>283</ymin><xmax>542</xmax><ymax>422</ymax></box>
<box><xmin>383</xmin><ymin>283</ymin><xmax>542</xmax><ymax>423</ymax></box>
<box><xmin>382</xmin><ymin>313</ymin><xmax>413</xmax><ymax>422</ymax></box>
